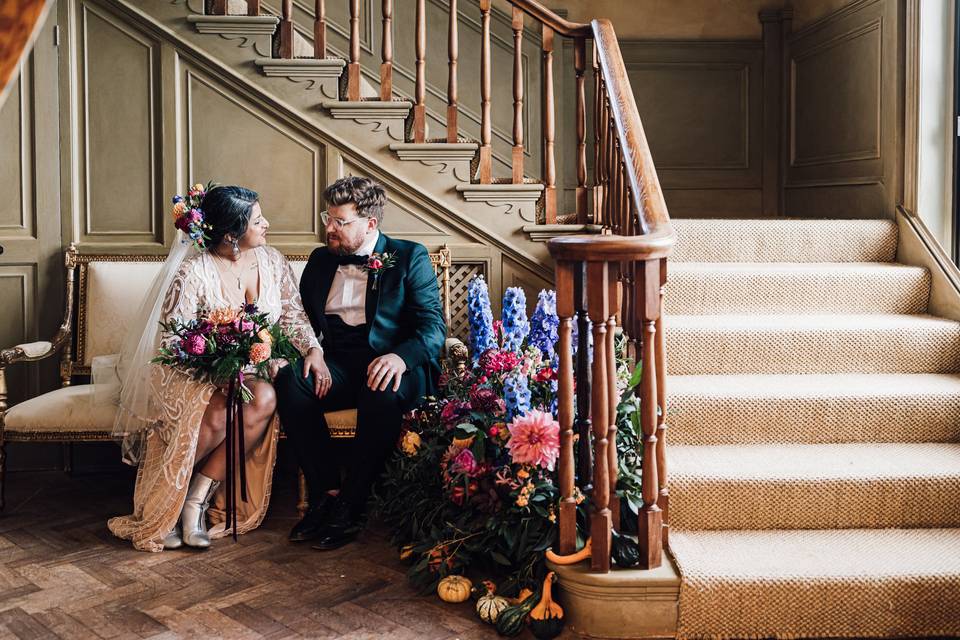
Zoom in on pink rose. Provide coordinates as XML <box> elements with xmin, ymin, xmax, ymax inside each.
<box><xmin>368</xmin><ymin>258</ymin><xmax>383</xmax><ymax>270</ymax></box>
<box><xmin>451</xmin><ymin>449</ymin><xmax>478</xmax><ymax>476</ymax></box>
<box><xmin>184</xmin><ymin>334</ymin><xmax>206</xmax><ymax>356</ymax></box>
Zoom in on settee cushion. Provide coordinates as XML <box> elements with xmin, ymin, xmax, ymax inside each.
<box><xmin>4</xmin><ymin>384</ymin><xmax>117</xmax><ymax>435</ymax></box>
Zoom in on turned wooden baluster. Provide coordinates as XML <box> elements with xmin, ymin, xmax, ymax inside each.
<box><xmin>593</xmin><ymin>50</ymin><xmax>605</xmax><ymax>222</ymax></box>
<box><xmin>412</xmin><ymin>0</ymin><xmax>426</xmax><ymax>141</ymax></box>
<box><xmin>587</xmin><ymin>262</ymin><xmax>612</xmax><ymax>572</ymax></box>
<box><xmin>478</xmin><ymin>0</ymin><xmax>492</xmax><ymax>183</ymax></box>
<box><xmin>380</xmin><ymin>0</ymin><xmax>393</xmax><ymax>100</ymax></box>
<box><xmin>279</xmin><ymin>0</ymin><xmax>294</xmax><ymax>59</ymax></box>
<box><xmin>248</xmin><ymin>0</ymin><xmax>260</xmax><ymax>16</ymax></box>
<box><xmin>542</xmin><ymin>24</ymin><xmax>557</xmax><ymax>223</ymax></box>
<box><xmin>511</xmin><ymin>8</ymin><xmax>524</xmax><ymax>184</ymax></box>
<box><xmin>605</xmin><ymin>275</ymin><xmax>620</xmax><ymax>532</ymax></box>
<box><xmin>446</xmin><ymin>0</ymin><xmax>458</xmax><ymax>143</ymax></box>
<box><xmin>556</xmin><ymin>261</ymin><xmax>577</xmax><ymax>555</ymax></box>
<box><xmin>347</xmin><ymin>0</ymin><xmax>361</xmax><ymax>100</ymax></box>
<box><xmin>637</xmin><ymin>259</ymin><xmax>663</xmax><ymax>569</ymax></box>
<box><xmin>575</xmin><ymin>37</ymin><xmax>588</xmax><ymax>223</ymax></box>
<box><xmin>314</xmin><ymin>0</ymin><xmax>327</xmax><ymax>58</ymax></box>
<box><xmin>211</xmin><ymin>0</ymin><xmax>226</xmax><ymax>15</ymax></box>
<box><xmin>656</xmin><ymin>257</ymin><xmax>669</xmax><ymax>549</ymax></box>
<box><xmin>574</xmin><ymin>264</ymin><xmax>593</xmax><ymax>495</ymax></box>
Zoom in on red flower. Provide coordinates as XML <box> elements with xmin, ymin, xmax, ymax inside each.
<box><xmin>534</xmin><ymin>367</ymin><xmax>557</xmax><ymax>382</ymax></box>
<box><xmin>368</xmin><ymin>257</ymin><xmax>383</xmax><ymax>270</ymax></box>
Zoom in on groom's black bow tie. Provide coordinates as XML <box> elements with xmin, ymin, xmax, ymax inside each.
<box><xmin>334</xmin><ymin>254</ymin><xmax>368</xmax><ymax>266</ymax></box>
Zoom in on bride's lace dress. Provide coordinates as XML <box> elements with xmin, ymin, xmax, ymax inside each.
<box><xmin>108</xmin><ymin>245</ymin><xmax>320</xmax><ymax>552</ymax></box>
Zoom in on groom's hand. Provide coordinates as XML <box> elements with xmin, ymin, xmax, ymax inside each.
<box><xmin>367</xmin><ymin>353</ymin><xmax>407</xmax><ymax>392</ymax></box>
<box><xmin>303</xmin><ymin>347</ymin><xmax>332</xmax><ymax>398</ymax></box>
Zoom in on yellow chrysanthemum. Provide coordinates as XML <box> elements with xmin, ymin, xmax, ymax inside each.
<box><xmin>401</xmin><ymin>431</ymin><xmax>422</xmax><ymax>456</ymax></box>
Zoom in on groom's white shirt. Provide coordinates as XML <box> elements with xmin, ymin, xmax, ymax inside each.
<box><xmin>325</xmin><ymin>230</ymin><xmax>380</xmax><ymax>327</ymax></box>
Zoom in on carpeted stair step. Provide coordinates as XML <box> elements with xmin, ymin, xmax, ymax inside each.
<box><xmin>667</xmin><ymin>442</ymin><xmax>960</xmax><ymax>530</ymax></box>
<box><xmin>667</xmin><ymin>262</ymin><xmax>930</xmax><ymax>315</ymax></box>
<box><xmin>672</xmin><ymin>218</ymin><xmax>898</xmax><ymax>263</ymax></box>
<box><xmin>669</xmin><ymin>528</ymin><xmax>960</xmax><ymax>639</ymax></box>
<box><xmin>667</xmin><ymin>313</ymin><xmax>960</xmax><ymax>374</ymax></box>
<box><xmin>667</xmin><ymin>373</ymin><xmax>960</xmax><ymax>444</ymax></box>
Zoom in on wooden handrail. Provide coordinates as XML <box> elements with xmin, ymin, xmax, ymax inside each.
<box><xmin>591</xmin><ymin>19</ymin><xmax>671</xmax><ymax>236</ymax></box>
<box><xmin>506</xmin><ymin>0</ymin><xmax>590</xmax><ymax>37</ymax></box>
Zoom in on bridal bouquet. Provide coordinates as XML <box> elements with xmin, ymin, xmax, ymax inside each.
<box><xmin>153</xmin><ymin>302</ymin><xmax>299</xmax><ymax>401</ymax></box>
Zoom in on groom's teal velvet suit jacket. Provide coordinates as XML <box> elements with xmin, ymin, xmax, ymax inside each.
<box><xmin>299</xmin><ymin>232</ymin><xmax>446</xmax><ymax>405</ymax></box>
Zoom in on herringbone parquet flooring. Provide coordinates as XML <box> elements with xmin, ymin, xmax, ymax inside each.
<box><xmin>0</xmin><ymin>467</ymin><xmax>550</xmax><ymax>640</ymax></box>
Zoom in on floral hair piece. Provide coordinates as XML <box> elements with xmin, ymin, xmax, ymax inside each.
<box><xmin>171</xmin><ymin>182</ymin><xmax>215</xmax><ymax>251</ymax></box>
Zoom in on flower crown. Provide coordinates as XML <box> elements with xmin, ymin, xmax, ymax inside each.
<box><xmin>171</xmin><ymin>182</ymin><xmax>215</xmax><ymax>250</ymax></box>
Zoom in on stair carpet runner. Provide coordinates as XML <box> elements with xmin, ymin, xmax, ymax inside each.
<box><xmin>664</xmin><ymin>219</ymin><xmax>960</xmax><ymax>639</ymax></box>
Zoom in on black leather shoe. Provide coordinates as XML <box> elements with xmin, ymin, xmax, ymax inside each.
<box><xmin>311</xmin><ymin>498</ymin><xmax>362</xmax><ymax>551</ymax></box>
<box><xmin>288</xmin><ymin>495</ymin><xmax>335</xmax><ymax>542</ymax></box>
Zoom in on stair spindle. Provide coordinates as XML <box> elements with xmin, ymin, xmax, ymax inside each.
<box><xmin>511</xmin><ymin>8</ymin><xmax>524</xmax><ymax>184</ymax></box>
<box><xmin>279</xmin><ymin>0</ymin><xmax>294</xmax><ymax>58</ymax></box>
<box><xmin>248</xmin><ymin>0</ymin><xmax>260</xmax><ymax>16</ymax></box>
<box><xmin>574</xmin><ymin>265</ymin><xmax>593</xmax><ymax>496</ymax></box>
<box><xmin>348</xmin><ymin>0</ymin><xmax>361</xmax><ymax>100</ymax></box>
<box><xmin>478</xmin><ymin>0</ymin><xmax>493</xmax><ymax>183</ymax></box>
<box><xmin>593</xmin><ymin>48</ymin><xmax>604</xmax><ymax>221</ymax></box>
<box><xmin>211</xmin><ymin>0</ymin><xmax>226</xmax><ymax>15</ymax></box>
<box><xmin>446</xmin><ymin>0</ymin><xmax>458</xmax><ymax>143</ymax></box>
<box><xmin>542</xmin><ymin>24</ymin><xmax>557</xmax><ymax>222</ymax></box>
<box><xmin>637</xmin><ymin>259</ymin><xmax>663</xmax><ymax>570</ymax></box>
<box><xmin>556</xmin><ymin>261</ymin><xmax>577</xmax><ymax>555</ymax></box>
<box><xmin>314</xmin><ymin>0</ymin><xmax>326</xmax><ymax>58</ymax></box>
<box><xmin>413</xmin><ymin>0</ymin><xmax>426</xmax><ymax>141</ymax></box>
<box><xmin>588</xmin><ymin>261</ymin><xmax>612</xmax><ymax>572</ymax></box>
<box><xmin>380</xmin><ymin>0</ymin><xmax>394</xmax><ymax>100</ymax></box>
<box><xmin>605</xmin><ymin>275</ymin><xmax>620</xmax><ymax>532</ymax></box>
<box><xmin>575</xmin><ymin>37</ymin><xmax>588</xmax><ymax>222</ymax></box>
<box><xmin>655</xmin><ymin>257</ymin><xmax>669</xmax><ymax>549</ymax></box>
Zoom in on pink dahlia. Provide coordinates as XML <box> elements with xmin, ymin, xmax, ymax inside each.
<box><xmin>184</xmin><ymin>334</ymin><xmax>206</xmax><ymax>356</ymax></box>
<box><xmin>506</xmin><ymin>410</ymin><xmax>561</xmax><ymax>471</ymax></box>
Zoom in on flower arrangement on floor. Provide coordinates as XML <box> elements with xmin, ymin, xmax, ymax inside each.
<box><xmin>374</xmin><ymin>276</ymin><xmax>645</xmax><ymax>615</ymax></box>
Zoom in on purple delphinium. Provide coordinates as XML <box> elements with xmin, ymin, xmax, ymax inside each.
<box><xmin>501</xmin><ymin>287</ymin><xmax>529</xmax><ymax>353</ymax></box>
<box><xmin>467</xmin><ymin>276</ymin><xmax>496</xmax><ymax>362</ymax></box>
<box><xmin>528</xmin><ymin>290</ymin><xmax>559</xmax><ymax>361</ymax></box>
<box><xmin>504</xmin><ymin>373</ymin><xmax>531</xmax><ymax>421</ymax></box>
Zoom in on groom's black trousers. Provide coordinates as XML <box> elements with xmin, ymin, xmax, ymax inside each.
<box><xmin>274</xmin><ymin>345</ymin><xmax>414</xmax><ymax>518</ymax></box>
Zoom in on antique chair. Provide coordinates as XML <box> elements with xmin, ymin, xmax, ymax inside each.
<box><xmin>0</xmin><ymin>244</ymin><xmax>467</xmax><ymax>512</ymax></box>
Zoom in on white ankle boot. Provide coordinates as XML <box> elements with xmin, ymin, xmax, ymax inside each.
<box><xmin>163</xmin><ymin>525</ymin><xmax>183</xmax><ymax>550</ymax></box>
<box><xmin>180</xmin><ymin>472</ymin><xmax>220</xmax><ymax>548</ymax></box>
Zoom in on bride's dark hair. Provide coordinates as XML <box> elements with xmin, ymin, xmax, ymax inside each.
<box><xmin>201</xmin><ymin>186</ymin><xmax>259</xmax><ymax>249</ymax></box>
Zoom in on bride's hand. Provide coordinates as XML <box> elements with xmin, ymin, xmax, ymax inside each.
<box><xmin>267</xmin><ymin>358</ymin><xmax>290</xmax><ymax>380</ymax></box>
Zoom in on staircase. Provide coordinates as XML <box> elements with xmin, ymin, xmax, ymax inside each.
<box><xmin>665</xmin><ymin>218</ymin><xmax>960</xmax><ymax>638</ymax></box>
<box><xmin>117</xmin><ymin>0</ymin><xmax>960</xmax><ymax>637</ymax></box>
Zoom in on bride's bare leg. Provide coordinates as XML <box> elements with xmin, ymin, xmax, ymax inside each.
<box><xmin>194</xmin><ymin>391</ymin><xmax>228</xmax><ymax>471</ymax></box>
<box><xmin>199</xmin><ymin>380</ymin><xmax>277</xmax><ymax>481</ymax></box>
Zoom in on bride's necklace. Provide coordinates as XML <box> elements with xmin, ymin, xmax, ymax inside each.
<box><xmin>213</xmin><ymin>249</ymin><xmax>253</xmax><ymax>293</ymax></box>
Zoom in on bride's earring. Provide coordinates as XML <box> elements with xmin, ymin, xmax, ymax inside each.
<box><xmin>231</xmin><ymin>238</ymin><xmax>240</xmax><ymax>258</ymax></box>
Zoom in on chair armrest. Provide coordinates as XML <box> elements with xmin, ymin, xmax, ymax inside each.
<box><xmin>0</xmin><ymin>327</ymin><xmax>70</xmax><ymax>366</ymax></box>
<box><xmin>442</xmin><ymin>337</ymin><xmax>469</xmax><ymax>374</ymax></box>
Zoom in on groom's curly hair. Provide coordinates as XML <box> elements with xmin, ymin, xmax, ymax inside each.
<box><xmin>323</xmin><ymin>176</ymin><xmax>386</xmax><ymax>224</ymax></box>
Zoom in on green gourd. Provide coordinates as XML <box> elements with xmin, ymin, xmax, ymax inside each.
<box><xmin>495</xmin><ymin>588</ymin><xmax>540</xmax><ymax>637</ymax></box>
<box><xmin>611</xmin><ymin>530</ymin><xmax>640</xmax><ymax>568</ymax></box>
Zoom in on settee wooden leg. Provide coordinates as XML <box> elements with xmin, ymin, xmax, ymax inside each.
<box><xmin>296</xmin><ymin>470</ymin><xmax>308</xmax><ymax>518</ymax></box>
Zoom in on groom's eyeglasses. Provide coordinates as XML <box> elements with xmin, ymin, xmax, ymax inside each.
<box><xmin>320</xmin><ymin>211</ymin><xmax>365</xmax><ymax>229</ymax></box>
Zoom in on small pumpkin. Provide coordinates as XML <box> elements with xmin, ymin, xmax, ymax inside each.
<box><xmin>611</xmin><ymin>530</ymin><xmax>640</xmax><ymax>568</ymax></box>
<box><xmin>476</xmin><ymin>581</ymin><xmax>509</xmax><ymax>624</ymax></box>
<box><xmin>437</xmin><ymin>575</ymin><xmax>472</xmax><ymax>603</ymax></box>
<box><xmin>529</xmin><ymin>572</ymin><xmax>565</xmax><ymax>640</ymax></box>
<box><xmin>495</xmin><ymin>588</ymin><xmax>540</xmax><ymax>637</ymax></box>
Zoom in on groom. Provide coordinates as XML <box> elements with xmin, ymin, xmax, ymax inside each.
<box><xmin>275</xmin><ymin>176</ymin><xmax>445</xmax><ymax>550</ymax></box>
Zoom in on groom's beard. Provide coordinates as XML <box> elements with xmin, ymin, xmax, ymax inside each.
<box><xmin>327</xmin><ymin>232</ymin><xmax>365</xmax><ymax>255</ymax></box>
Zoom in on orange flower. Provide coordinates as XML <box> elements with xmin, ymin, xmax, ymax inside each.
<box><xmin>207</xmin><ymin>307</ymin><xmax>238</xmax><ymax>325</ymax></box>
<box><xmin>257</xmin><ymin>328</ymin><xmax>273</xmax><ymax>345</ymax></box>
<box><xmin>249</xmin><ymin>342</ymin><xmax>271</xmax><ymax>364</ymax></box>
<box><xmin>171</xmin><ymin>202</ymin><xmax>186</xmax><ymax>217</ymax></box>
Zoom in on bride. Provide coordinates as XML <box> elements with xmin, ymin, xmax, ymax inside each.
<box><xmin>103</xmin><ymin>185</ymin><xmax>327</xmax><ymax>552</ymax></box>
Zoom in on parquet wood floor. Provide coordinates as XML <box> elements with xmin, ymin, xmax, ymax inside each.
<box><xmin>0</xmin><ymin>468</ymin><xmax>573</xmax><ymax>639</ymax></box>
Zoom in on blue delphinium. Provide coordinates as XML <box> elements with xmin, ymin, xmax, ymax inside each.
<box><xmin>467</xmin><ymin>276</ymin><xmax>496</xmax><ymax>361</ymax></box>
<box><xmin>504</xmin><ymin>373</ymin><xmax>531</xmax><ymax>420</ymax></box>
<box><xmin>501</xmin><ymin>287</ymin><xmax>529</xmax><ymax>353</ymax></box>
<box><xmin>528</xmin><ymin>290</ymin><xmax>559</xmax><ymax>361</ymax></box>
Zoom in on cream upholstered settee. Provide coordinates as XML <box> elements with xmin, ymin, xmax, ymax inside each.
<box><xmin>0</xmin><ymin>244</ymin><xmax>467</xmax><ymax>511</ymax></box>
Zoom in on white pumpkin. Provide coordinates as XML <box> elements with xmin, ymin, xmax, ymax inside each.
<box><xmin>476</xmin><ymin>591</ymin><xmax>510</xmax><ymax>624</ymax></box>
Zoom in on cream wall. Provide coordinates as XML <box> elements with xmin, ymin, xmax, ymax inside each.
<box><xmin>917</xmin><ymin>0</ymin><xmax>955</xmax><ymax>251</ymax></box>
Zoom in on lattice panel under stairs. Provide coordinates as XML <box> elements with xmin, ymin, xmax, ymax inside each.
<box><xmin>449</xmin><ymin>262</ymin><xmax>486</xmax><ymax>344</ymax></box>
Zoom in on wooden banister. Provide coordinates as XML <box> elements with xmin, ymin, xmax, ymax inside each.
<box><xmin>279</xmin><ymin>0</ymin><xmax>294</xmax><ymax>58</ymax></box>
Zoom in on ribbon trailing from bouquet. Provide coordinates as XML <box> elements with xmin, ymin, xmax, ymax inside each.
<box><xmin>224</xmin><ymin>374</ymin><xmax>248</xmax><ymax>542</ymax></box>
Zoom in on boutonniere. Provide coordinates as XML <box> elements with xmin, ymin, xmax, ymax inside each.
<box><xmin>363</xmin><ymin>251</ymin><xmax>397</xmax><ymax>290</ymax></box>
